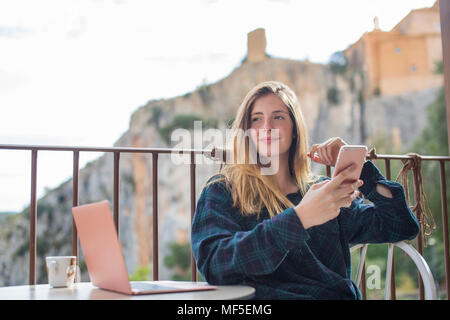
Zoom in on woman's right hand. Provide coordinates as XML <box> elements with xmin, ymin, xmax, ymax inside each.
<box><xmin>294</xmin><ymin>163</ymin><xmax>364</xmax><ymax>229</ymax></box>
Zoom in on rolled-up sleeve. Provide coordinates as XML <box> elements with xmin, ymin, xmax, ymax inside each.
<box><xmin>191</xmin><ymin>177</ymin><xmax>310</xmax><ymax>285</ymax></box>
<box><xmin>340</xmin><ymin>160</ymin><xmax>420</xmax><ymax>245</ymax></box>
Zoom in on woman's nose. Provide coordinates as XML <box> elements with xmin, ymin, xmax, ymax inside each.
<box><xmin>262</xmin><ymin>118</ymin><xmax>273</xmax><ymax>130</ymax></box>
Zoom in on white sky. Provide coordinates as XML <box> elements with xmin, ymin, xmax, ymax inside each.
<box><xmin>0</xmin><ymin>0</ymin><xmax>438</xmax><ymax>212</ymax></box>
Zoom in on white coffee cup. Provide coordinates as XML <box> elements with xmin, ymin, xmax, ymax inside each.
<box><xmin>45</xmin><ymin>256</ymin><xmax>77</xmax><ymax>288</ymax></box>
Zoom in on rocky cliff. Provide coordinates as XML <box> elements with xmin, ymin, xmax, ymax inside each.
<box><xmin>0</xmin><ymin>55</ymin><xmax>440</xmax><ymax>285</ymax></box>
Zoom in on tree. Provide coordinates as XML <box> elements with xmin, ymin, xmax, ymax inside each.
<box><xmin>164</xmin><ymin>242</ymin><xmax>205</xmax><ymax>281</ymax></box>
<box><xmin>328</xmin><ymin>51</ymin><xmax>348</xmax><ymax>74</ymax></box>
<box><xmin>411</xmin><ymin>61</ymin><xmax>448</xmax><ymax>156</ymax></box>
<box><xmin>164</xmin><ymin>242</ymin><xmax>191</xmax><ymax>281</ymax></box>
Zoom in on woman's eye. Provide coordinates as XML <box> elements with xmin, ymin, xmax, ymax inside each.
<box><xmin>274</xmin><ymin>115</ymin><xmax>284</xmax><ymax>120</ymax></box>
<box><xmin>251</xmin><ymin>117</ymin><xmax>260</xmax><ymax>122</ymax></box>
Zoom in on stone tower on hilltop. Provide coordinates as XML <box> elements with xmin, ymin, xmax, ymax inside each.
<box><xmin>247</xmin><ymin>28</ymin><xmax>267</xmax><ymax>62</ymax></box>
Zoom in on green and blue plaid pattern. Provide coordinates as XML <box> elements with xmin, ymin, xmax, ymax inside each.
<box><xmin>191</xmin><ymin>161</ymin><xmax>419</xmax><ymax>299</ymax></box>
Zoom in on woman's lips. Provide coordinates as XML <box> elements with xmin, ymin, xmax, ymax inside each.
<box><xmin>259</xmin><ymin>137</ymin><xmax>279</xmax><ymax>144</ymax></box>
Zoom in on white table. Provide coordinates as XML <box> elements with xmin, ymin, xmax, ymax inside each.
<box><xmin>0</xmin><ymin>281</ymin><xmax>255</xmax><ymax>300</ymax></box>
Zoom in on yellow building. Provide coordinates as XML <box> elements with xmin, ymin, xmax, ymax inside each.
<box><xmin>344</xmin><ymin>1</ymin><xmax>443</xmax><ymax>96</ymax></box>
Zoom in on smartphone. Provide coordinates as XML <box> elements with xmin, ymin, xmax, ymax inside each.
<box><xmin>332</xmin><ymin>145</ymin><xmax>368</xmax><ymax>182</ymax></box>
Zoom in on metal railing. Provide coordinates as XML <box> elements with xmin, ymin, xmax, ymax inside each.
<box><xmin>0</xmin><ymin>143</ymin><xmax>449</xmax><ymax>299</ymax></box>
<box><xmin>0</xmin><ymin>144</ymin><xmax>209</xmax><ymax>284</ymax></box>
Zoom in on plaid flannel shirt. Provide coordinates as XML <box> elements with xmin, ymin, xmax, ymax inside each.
<box><xmin>191</xmin><ymin>160</ymin><xmax>420</xmax><ymax>299</ymax></box>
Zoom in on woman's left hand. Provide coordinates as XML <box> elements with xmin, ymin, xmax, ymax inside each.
<box><xmin>308</xmin><ymin>137</ymin><xmax>347</xmax><ymax>166</ymax></box>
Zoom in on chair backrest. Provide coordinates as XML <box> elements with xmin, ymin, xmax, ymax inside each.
<box><xmin>350</xmin><ymin>241</ymin><xmax>437</xmax><ymax>300</ymax></box>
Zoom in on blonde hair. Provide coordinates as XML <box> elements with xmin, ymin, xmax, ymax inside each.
<box><xmin>206</xmin><ymin>81</ymin><xmax>317</xmax><ymax>218</ymax></box>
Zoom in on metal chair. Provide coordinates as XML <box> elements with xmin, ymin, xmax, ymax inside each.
<box><xmin>350</xmin><ymin>242</ymin><xmax>437</xmax><ymax>300</ymax></box>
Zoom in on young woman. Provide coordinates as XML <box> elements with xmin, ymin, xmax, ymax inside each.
<box><xmin>191</xmin><ymin>81</ymin><xmax>419</xmax><ymax>299</ymax></box>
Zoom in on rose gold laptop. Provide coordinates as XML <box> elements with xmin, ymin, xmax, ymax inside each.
<box><xmin>72</xmin><ymin>200</ymin><xmax>216</xmax><ymax>295</ymax></box>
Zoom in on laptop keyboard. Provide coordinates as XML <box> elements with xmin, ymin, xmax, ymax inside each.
<box><xmin>131</xmin><ymin>282</ymin><xmax>178</xmax><ymax>291</ymax></box>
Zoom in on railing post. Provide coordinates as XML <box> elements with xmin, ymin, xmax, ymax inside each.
<box><xmin>440</xmin><ymin>160</ymin><xmax>449</xmax><ymax>299</ymax></box>
<box><xmin>360</xmin><ymin>252</ymin><xmax>367</xmax><ymax>299</ymax></box>
<box><xmin>385</xmin><ymin>159</ymin><xmax>396</xmax><ymax>300</ymax></box>
<box><xmin>113</xmin><ymin>152</ymin><xmax>120</xmax><ymax>235</ymax></box>
<box><xmin>190</xmin><ymin>152</ymin><xmax>197</xmax><ymax>282</ymax></box>
<box><xmin>29</xmin><ymin>150</ymin><xmax>37</xmax><ymax>285</ymax></box>
<box><xmin>438</xmin><ymin>0</ymin><xmax>450</xmax><ymax>154</ymax></box>
<box><xmin>413</xmin><ymin>168</ymin><xmax>425</xmax><ymax>300</ymax></box>
<box><xmin>152</xmin><ymin>152</ymin><xmax>159</xmax><ymax>280</ymax></box>
<box><xmin>72</xmin><ymin>151</ymin><xmax>79</xmax><ymax>260</ymax></box>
